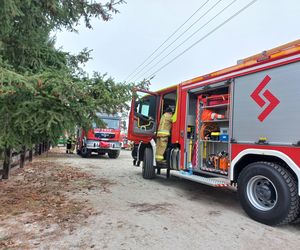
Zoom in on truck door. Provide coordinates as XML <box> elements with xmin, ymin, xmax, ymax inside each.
<box><xmin>128</xmin><ymin>89</ymin><xmax>158</xmax><ymax>142</ymax></box>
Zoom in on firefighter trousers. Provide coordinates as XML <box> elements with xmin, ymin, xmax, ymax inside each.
<box><xmin>156</xmin><ymin>136</ymin><xmax>168</xmax><ymax>161</ymax></box>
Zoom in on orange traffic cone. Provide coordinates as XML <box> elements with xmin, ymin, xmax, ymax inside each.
<box><xmin>202</xmin><ymin>109</ymin><xmax>224</xmax><ymax>121</ymax></box>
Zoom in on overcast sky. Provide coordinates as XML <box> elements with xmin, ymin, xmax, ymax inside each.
<box><xmin>55</xmin><ymin>0</ymin><xmax>300</xmax><ymax>91</ymax></box>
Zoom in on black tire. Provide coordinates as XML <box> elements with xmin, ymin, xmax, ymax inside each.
<box><xmin>293</xmin><ymin>214</ymin><xmax>300</xmax><ymax>224</ymax></box>
<box><xmin>292</xmin><ymin>202</ymin><xmax>300</xmax><ymax>224</ymax></box>
<box><xmin>237</xmin><ymin>161</ymin><xmax>300</xmax><ymax>226</ymax></box>
<box><xmin>81</xmin><ymin>147</ymin><xmax>90</xmax><ymax>158</ymax></box>
<box><xmin>131</xmin><ymin>145</ymin><xmax>138</xmax><ymax>159</ymax></box>
<box><xmin>108</xmin><ymin>150</ymin><xmax>120</xmax><ymax>159</ymax></box>
<box><xmin>142</xmin><ymin>147</ymin><xmax>155</xmax><ymax>179</ymax></box>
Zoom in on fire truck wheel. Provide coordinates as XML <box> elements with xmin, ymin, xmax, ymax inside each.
<box><xmin>292</xmin><ymin>201</ymin><xmax>300</xmax><ymax>223</ymax></box>
<box><xmin>238</xmin><ymin>161</ymin><xmax>300</xmax><ymax>226</ymax></box>
<box><xmin>81</xmin><ymin>147</ymin><xmax>90</xmax><ymax>158</ymax></box>
<box><xmin>142</xmin><ymin>147</ymin><xmax>155</xmax><ymax>179</ymax></box>
<box><xmin>131</xmin><ymin>145</ymin><xmax>138</xmax><ymax>159</ymax></box>
<box><xmin>292</xmin><ymin>214</ymin><xmax>300</xmax><ymax>224</ymax></box>
<box><xmin>108</xmin><ymin>150</ymin><xmax>120</xmax><ymax>159</ymax></box>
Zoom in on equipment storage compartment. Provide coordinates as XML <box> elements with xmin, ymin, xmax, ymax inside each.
<box><xmin>193</xmin><ymin>86</ymin><xmax>231</xmax><ymax>176</ymax></box>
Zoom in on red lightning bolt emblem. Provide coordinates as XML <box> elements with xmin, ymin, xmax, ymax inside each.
<box><xmin>250</xmin><ymin>75</ymin><xmax>280</xmax><ymax>122</ymax></box>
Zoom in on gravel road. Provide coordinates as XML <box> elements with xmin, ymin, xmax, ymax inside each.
<box><xmin>1</xmin><ymin>148</ymin><xmax>299</xmax><ymax>249</ymax></box>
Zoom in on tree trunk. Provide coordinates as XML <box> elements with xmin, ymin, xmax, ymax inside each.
<box><xmin>29</xmin><ymin>149</ymin><xmax>33</xmax><ymax>162</ymax></box>
<box><xmin>2</xmin><ymin>148</ymin><xmax>12</xmax><ymax>179</ymax></box>
<box><xmin>42</xmin><ymin>141</ymin><xmax>45</xmax><ymax>154</ymax></box>
<box><xmin>39</xmin><ymin>143</ymin><xmax>42</xmax><ymax>155</ymax></box>
<box><xmin>34</xmin><ymin>144</ymin><xmax>39</xmax><ymax>156</ymax></box>
<box><xmin>46</xmin><ymin>140</ymin><xmax>50</xmax><ymax>157</ymax></box>
<box><xmin>20</xmin><ymin>146</ymin><xmax>26</xmax><ymax>168</ymax></box>
<box><xmin>46</xmin><ymin>141</ymin><xmax>49</xmax><ymax>157</ymax></box>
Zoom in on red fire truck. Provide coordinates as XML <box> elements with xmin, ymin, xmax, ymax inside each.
<box><xmin>128</xmin><ymin>40</ymin><xmax>300</xmax><ymax>225</ymax></box>
<box><xmin>77</xmin><ymin>113</ymin><xmax>121</xmax><ymax>158</ymax></box>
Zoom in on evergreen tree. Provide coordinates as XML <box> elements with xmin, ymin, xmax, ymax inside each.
<box><xmin>0</xmin><ymin>0</ymin><xmax>149</xmax><ymax>177</ymax></box>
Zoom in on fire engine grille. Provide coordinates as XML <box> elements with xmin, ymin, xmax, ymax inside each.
<box><xmin>94</xmin><ymin>132</ymin><xmax>115</xmax><ymax>139</ymax></box>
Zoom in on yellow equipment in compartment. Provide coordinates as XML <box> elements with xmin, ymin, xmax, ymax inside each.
<box><xmin>211</xmin><ymin>132</ymin><xmax>220</xmax><ymax>141</ymax></box>
<box><xmin>203</xmin><ymin>141</ymin><xmax>207</xmax><ymax>159</ymax></box>
<box><xmin>187</xmin><ymin>126</ymin><xmax>193</xmax><ymax>163</ymax></box>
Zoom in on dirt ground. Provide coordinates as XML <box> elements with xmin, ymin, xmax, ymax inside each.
<box><xmin>0</xmin><ymin>148</ymin><xmax>299</xmax><ymax>250</ymax></box>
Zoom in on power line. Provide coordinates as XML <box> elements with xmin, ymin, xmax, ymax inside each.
<box><xmin>124</xmin><ymin>0</ymin><xmax>211</xmax><ymax>82</ymax></box>
<box><xmin>135</xmin><ymin>0</ymin><xmax>239</xmax><ymax>82</ymax></box>
<box><xmin>129</xmin><ymin>0</ymin><xmax>224</xmax><ymax>82</ymax></box>
<box><xmin>146</xmin><ymin>0</ymin><xmax>258</xmax><ymax>81</ymax></box>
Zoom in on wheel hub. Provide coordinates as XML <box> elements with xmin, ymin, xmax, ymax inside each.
<box><xmin>256</xmin><ymin>184</ymin><xmax>272</xmax><ymax>200</ymax></box>
<box><xmin>247</xmin><ymin>175</ymin><xmax>278</xmax><ymax>211</ymax></box>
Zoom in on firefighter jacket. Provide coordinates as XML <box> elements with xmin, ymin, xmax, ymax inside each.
<box><xmin>157</xmin><ymin>112</ymin><xmax>173</xmax><ymax>137</ymax></box>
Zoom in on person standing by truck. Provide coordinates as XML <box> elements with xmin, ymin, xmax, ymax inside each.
<box><xmin>155</xmin><ymin>107</ymin><xmax>173</xmax><ymax>162</ymax></box>
<box><xmin>66</xmin><ymin>136</ymin><xmax>72</xmax><ymax>154</ymax></box>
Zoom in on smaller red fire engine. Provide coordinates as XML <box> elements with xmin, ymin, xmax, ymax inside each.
<box><xmin>77</xmin><ymin>113</ymin><xmax>121</xmax><ymax>158</ymax></box>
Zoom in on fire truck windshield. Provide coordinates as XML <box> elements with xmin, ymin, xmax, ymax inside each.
<box><xmin>92</xmin><ymin>118</ymin><xmax>119</xmax><ymax>130</ymax></box>
<box><xmin>102</xmin><ymin>118</ymin><xmax>119</xmax><ymax>130</ymax></box>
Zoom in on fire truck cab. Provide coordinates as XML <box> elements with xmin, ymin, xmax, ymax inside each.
<box><xmin>128</xmin><ymin>40</ymin><xmax>300</xmax><ymax>225</ymax></box>
<box><xmin>77</xmin><ymin>113</ymin><xmax>121</xmax><ymax>158</ymax></box>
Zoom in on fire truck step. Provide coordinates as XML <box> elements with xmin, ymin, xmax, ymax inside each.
<box><xmin>170</xmin><ymin>170</ymin><xmax>230</xmax><ymax>187</ymax></box>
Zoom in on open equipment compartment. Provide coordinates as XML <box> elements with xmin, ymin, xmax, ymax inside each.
<box><xmin>192</xmin><ymin>81</ymin><xmax>231</xmax><ymax>177</ymax></box>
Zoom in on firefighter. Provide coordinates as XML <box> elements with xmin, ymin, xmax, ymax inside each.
<box><xmin>66</xmin><ymin>137</ymin><xmax>72</xmax><ymax>154</ymax></box>
<box><xmin>155</xmin><ymin>107</ymin><xmax>174</xmax><ymax>162</ymax></box>
<box><xmin>66</xmin><ymin>136</ymin><xmax>75</xmax><ymax>154</ymax></box>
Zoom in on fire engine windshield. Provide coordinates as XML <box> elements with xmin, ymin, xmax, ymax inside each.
<box><xmin>102</xmin><ymin>118</ymin><xmax>119</xmax><ymax>130</ymax></box>
<box><xmin>92</xmin><ymin>118</ymin><xmax>119</xmax><ymax>130</ymax></box>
